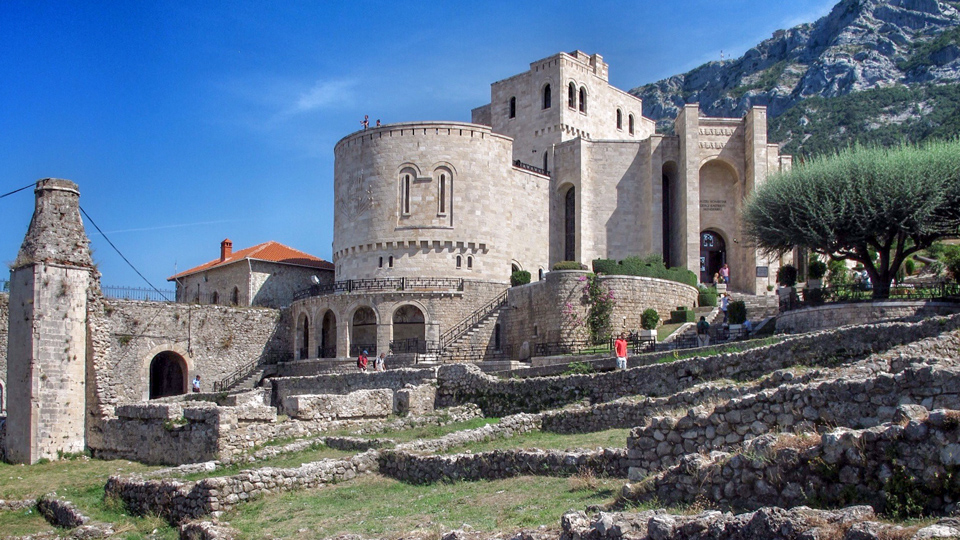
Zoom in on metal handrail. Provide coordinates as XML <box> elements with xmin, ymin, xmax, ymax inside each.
<box><xmin>439</xmin><ymin>290</ymin><xmax>508</xmax><ymax>348</ymax></box>
<box><xmin>512</xmin><ymin>160</ymin><xmax>549</xmax><ymax>176</ymax></box>
<box><xmin>212</xmin><ymin>351</ymin><xmax>288</xmax><ymax>393</ymax></box>
<box><xmin>780</xmin><ymin>281</ymin><xmax>960</xmax><ymax>312</ymax></box>
<box><xmin>294</xmin><ymin>277</ymin><xmax>464</xmax><ymax>301</ymax></box>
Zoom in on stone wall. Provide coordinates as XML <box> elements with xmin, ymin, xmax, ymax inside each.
<box><xmin>0</xmin><ymin>292</ymin><xmax>7</xmax><ymax>412</ymax></box>
<box><xmin>623</xmin><ymin>407</ymin><xmax>960</xmax><ymax>516</ymax></box>
<box><xmin>626</xmin><ymin>365</ymin><xmax>960</xmax><ymax>479</ymax></box>
<box><xmin>268</xmin><ymin>367</ymin><xmax>437</xmax><ymax>406</ymax></box>
<box><xmin>281</xmin><ymin>389</ymin><xmax>393</xmax><ymax>420</ymax></box>
<box><xmin>436</xmin><ymin>314</ymin><xmax>960</xmax><ymax>416</ymax></box>
<box><xmin>502</xmin><ymin>271</ymin><xmax>698</xmax><ymax>352</ymax></box>
<box><xmin>378</xmin><ymin>447</ymin><xmax>629</xmax><ymax>484</ymax></box>
<box><xmin>776</xmin><ymin>300</ymin><xmax>960</xmax><ymax>334</ymax></box>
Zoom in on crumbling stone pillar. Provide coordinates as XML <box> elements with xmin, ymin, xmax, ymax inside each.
<box><xmin>5</xmin><ymin>179</ymin><xmax>94</xmax><ymax>463</ymax></box>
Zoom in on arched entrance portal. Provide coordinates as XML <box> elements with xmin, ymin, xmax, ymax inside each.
<box><xmin>320</xmin><ymin>311</ymin><xmax>337</xmax><ymax>358</ymax></box>
<box><xmin>149</xmin><ymin>351</ymin><xmax>187</xmax><ymax>399</ymax></box>
<box><xmin>700</xmin><ymin>230</ymin><xmax>726</xmax><ymax>284</ymax></box>
<box><xmin>392</xmin><ymin>304</ymin><xmax>425</xmax><ymax>352</ymax></box>
<box><xmin>296</xmin><ymin>313</ymin><xmax>310</xmax><ymax>360</ymax></box>
<box><xmin>350</xmin><ymin>307</ymin><xmax>377</xmax><ymax>356</ymax></box>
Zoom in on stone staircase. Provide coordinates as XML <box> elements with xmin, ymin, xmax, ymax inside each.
<box><xmin>440</xmin><ymin>307</ymin><xmax>508</xmax><ymax>362</ymax></box>
<box><xmin>731</xmin><ymin>292</ymin><xmax>780</xmax><ymax>319</ymax></box>
<box><xmin>220</xmin><ymin>365</ymin><xmax>272</xmax><ymax>392</ymax></box>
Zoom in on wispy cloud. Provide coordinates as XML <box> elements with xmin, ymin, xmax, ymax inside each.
<box><xmin>89</xmin><ymin>219</ymin><xmax>238</xmax><ymax>235</ymax></box>
<box><xmin>292</xmin><ymin>78</ymin><xmax>358</xmax><ymax>113</ymax></box>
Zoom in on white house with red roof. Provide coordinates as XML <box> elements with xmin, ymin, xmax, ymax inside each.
<box><xmin>168</xmin><ymin>239</ymin><xmax>334</xmax><ymax>308</ymax></box>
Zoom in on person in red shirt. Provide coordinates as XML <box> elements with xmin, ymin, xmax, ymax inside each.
<box><xmin>357</xmin><ymin>350</ymin><xmax>369</xmax><ymax>372</ymax></box>
<box><xmin>614</xmin><ymin>333</ymin><xmax>628</xmax><ymax>369</ymax></box>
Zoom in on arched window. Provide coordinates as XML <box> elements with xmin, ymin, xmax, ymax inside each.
<box><xmin>629</xmin><ymin>114</ymin><xmax>635</xmax><ymax>135</ymax></box>
<box><xmin>538</xmin><ymin>268</ymin><xmax>544</xmax><ymax>281</ymax></box>
<box><xmin>616</xmin><ymin>109</ymin><xmax>623</xmax><ymax>130</ymax></box>
<box><xmin>211</xmin><ymin>291</ymin><xmax>219</xmax><ymax>305</ymax></box>
<box><xmin>456</xmin><ymin>255</ymin><xmax>462</xmax><ymax>269</ymax></box>
<box><xmin>388</xmin><ymin>256</ymin><xmax>394</xmax><ymax>268</ymax></box>
<box><xmin>467</xmin><ymin>256</ymin><xmax>473</xmax><ymax>269</ymax></box>
<box><xmin>568</xmin><ymin>82</ymin><xmax>576</xmax><ymax>108</ymax></box>
<box><xmin>230</xmin><ymin>286</ymin><xmax>239</xmax><ymax>306</ymax></box>
<box><xmin>578</xmin><ymin>87</ymin><xmax>587</xmax><ymax>113</ymax></box>
<box><xmin>542</xmin><ymin>84</ymin><xmax>551</xmax><ymax>109</ymax></box>
<box><xmin>401</xmin><ymin>172</ymin><xmax>412</xmax><ymax>215</ymax></box>
<box><xmin>379</xmin><ymin>256</ymin><xmax>383</xmax><ymax>268</ymax></box>
<box><xmin>438</xmin><ymin>173</ymin><xmax>447</xmax><ymax>214</ymax></box>
<box><xmin>509</xmin><ymin>97</ymin><xmax>516</xmax><ymax>118</ymax></box>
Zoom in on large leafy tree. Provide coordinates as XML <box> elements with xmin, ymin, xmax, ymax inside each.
<box><xmin>743</xmin><ymin>140</ymin><xmax>960</xmax><ymax>298</ymax></box>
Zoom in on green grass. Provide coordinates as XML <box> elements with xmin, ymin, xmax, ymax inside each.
<box><xmin>183</xmin><ymin>443</ymin><xmax>357</xmax><ymax>481</ymax></box>
<box><xmin>657</xmin><ymin>322</ymin><xmax>684</xmax><ymax>341</ymax></box>
<box><xmin>0</xmin><ymin>507</ymin><xmax>53</xmax><ymax>537</ymax></box>
<box><xmin>222</xmin><ymin>473</ymin><xmax>620</xmax><ymax>539</ymax></box>
<box><xmin>360</xmin><ymin>416</ymin><xmax>499</xmax><ymax>443</ymax></box>
<box><xmin>437</xmin><ymin>428</ymin><xmax>631</xmax><ymax>455</ymax></box>
<box><xmin>0</xmin><ymin>457</ymin><xmax>176</xmax><ymax>538</ymax></box>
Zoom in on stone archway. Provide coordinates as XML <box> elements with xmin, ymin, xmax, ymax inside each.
<box><xmin>320</xmin><ymin>310</ymin><xmax>337</xmax><ymax>358</ymax></box>
<box><xmin>350</xmin><ymin>306</ymin><xmax>378</xmax><ymax>357</ymax></box>
<box><xmin>149</xmin><ymin>351</ymin><xmax>187</xmax><ymax>399</ymax></box>
<box><xmin>700</xmin><ymin>230</ymin><xmax>727</xmax><ymax>284</ymax></box>
<box><xmin>392</xmin><ymin>304</ymin><xmax>425</xmax><ymax>352</ymax></box>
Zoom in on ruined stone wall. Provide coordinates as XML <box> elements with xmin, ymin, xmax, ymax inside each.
<box><xmin>776</xmin><ymin>300</ymin><xmax>960</xmax><ymax>334</ymax></box>
<box><xmin>436</xmin><ymin>314</ymin><xmax>960</xmax><ymax>416</ymax></box>
<box><xmin>624</xmin><ymin>408</ymin><xmax>960</xmax><ymax>516</ymax></box>
<box><xmin>626</xmin><ymin>365</ymin><xmax>960</xmax><ymax>479</ymax></box>
<box><xmin>268</xmin><ymin>367</ymin><xmax>437</xmax><ymax>407</ymax></box>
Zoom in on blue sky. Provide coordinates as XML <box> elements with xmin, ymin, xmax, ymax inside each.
<box><xmin>0</xmin><ymin>0</ymin><xmax>836</xmax><ymax>291</ymax></box>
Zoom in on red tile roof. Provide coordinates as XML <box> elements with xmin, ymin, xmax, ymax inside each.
<box><xmin>167</xmin><ymin>241</ymin><xmax>334</xmax><ymax>281</ymax></box>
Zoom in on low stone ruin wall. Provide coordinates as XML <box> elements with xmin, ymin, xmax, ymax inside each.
<box><xmin>268</xmin><ymin>367</ymin><xmax>437</xmax><ymax>406</ymax></box>
<box><xmin>626</xmin><ymin>365</ymin><xmax>960</xmax><ymax>478</ymax></box>
<box><xmin>623</xmin><ymin>407</ymin><xmax>960</xmax><ymax>516</ymax></box>
<box><xmin>436</xmin><ymin>314</ymin><xmax>960</xmax><ymax>416</ymax></box>
<box><xmin>106</xmin><ymin>450</ymin><xmax>379</xmax><ymax>523</ymax></box>
<box><xmin>37</xmin><ymin>495</ymin><xmax>90</xmax><ymax>528</ymax></box>
<box><xmin>775</xmin><ymin>300</ymin><xmax>960</xmax><ymax>334</ymax></box>
<box><xmin>281</xmin><ymin>389</ymin><xmax>394</xmax><ymax>420</ymax></box>
<box><xmin>398</xmin><ymin>413</ymin><xmax>541</xmax><ymax>455</ymax></box>
<box><xmin>378</xmin><ymin>447</ymin><xmax>629</xmax><ymax>484</ymax></box>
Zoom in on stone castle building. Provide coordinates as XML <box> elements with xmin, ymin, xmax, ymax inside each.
<box><xmin>292</xmin><ymin>50</ymin><xmax>790</xmax><ymax>359</ymax></box>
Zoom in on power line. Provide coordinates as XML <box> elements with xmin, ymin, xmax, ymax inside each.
<box><xmin>79</xmin><ymin>205</ymin><xmax>172</xmax><ymax>302</ymax></box>
<box><xmin>0</xmin><ymin>182</ymin><xmax>35</xmax><ymax>200</ymax></box>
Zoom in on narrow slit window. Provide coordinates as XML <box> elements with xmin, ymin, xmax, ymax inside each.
<box><xmin>579</xmin><ymin>87</ymin><xmax>587</xmax><ymax>113</ymax></box>
<box><xmin>467</xmin><ymin>256</ymin><xmax>473</xmax><ymax>269</ymax></box>
<box><xmin>629</xmin><ymin>115</ymin><xmax>635</xmax><ymax>135</ymax></box>
<box><xmin>438</xmin><ymin>173</ymin><xmax>446</xmax><ymax>214</ymax></box>
<box><xmin>388</xmin><ymin>256</ymin><xmax>394</xmax><ymax>268</ymax></box>
<box><xmin>568</xmin><ymin>82</ymin><xmax>576</xmax><ymax>108</ymax></box>
<box><xmin>509</xmin><ymin>97</ymin><xmax>516</xmax><ymax>118</ymax></box>
<box><xmin>403</xmin><ymin>174</ymin><xmax>411</xmax><ymax>214</ymax></box>
<box><xmin>542</xmin><ymin>84</ymin><xmax>551</xmax><ymax>109</ymax></box>
<box><xmin>616</xmin><ymin>109</ymin><xmax>623</xmax><ymax>130</ymax></box>
<box><xmin>379</xmin><ymin>257</ymin><xmax>383</xmax><ymax>268</ymax></box>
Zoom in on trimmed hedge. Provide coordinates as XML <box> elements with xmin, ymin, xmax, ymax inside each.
<box><xmin>552</xmin><ymin>261</ymin><xmax>587</xmax><ymax>271</ymax></box>
<box><xmin>698</xmin><ymin>286</ymin><xmax>718</xmax><ymax>307</ymax></box>
<box><xmin>670</xmin><ymin>306</ymin><xmax>696</xmax><ymax>323</ymax></box>
<box><xmin>728</xmin><ymin>300</ymin><xmax>747</xmax><ymax>325</ymax></box>
<box><xmin>510</xmin><ymin>270</ymin><xmax>531</xmax><ymax>287</ymax></box>
<box><xmin>591</xmin><ymin>255</ymin><xmax>698</xmax><ymax>288</ymax></box>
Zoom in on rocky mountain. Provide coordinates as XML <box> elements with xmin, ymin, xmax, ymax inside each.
<box><xmin>630</xmin><ymin>0</ymin><xmax>960</xmax><ymax>156</ymax></box>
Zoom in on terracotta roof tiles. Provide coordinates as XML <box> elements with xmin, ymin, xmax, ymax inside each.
<box><xmin>167</xmin><ymin>241</ymin><xmax>333</xmax><ymax>281</ymax></box>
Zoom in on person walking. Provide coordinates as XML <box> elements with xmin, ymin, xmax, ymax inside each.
<box><xmin>720</xmin><ymin>263</ymin><xmax>730</xmax><ymax>285</ymax></box>
<box><xmin>375</xmin><ymin>352</ymin><xmax>386</xmax><ymax>372</ymax></box>
<box><xmin>357</xmin><ymin>350</ymin><xmax>369</xmax><ymax>372</ymax></box>
<box><xmin>697</xmin><ymin>316</ymin><xmax>710</xmax><ymax>347</ymax></box>
<box><xmin>614</xmin><ymin>333</ymin><xmax>628</xmax><ymax>370</ymax></box>
<box><xmin>720</xmin><ymin>293</ymin><xmax>730</xmax><ymax>324</ymax></box>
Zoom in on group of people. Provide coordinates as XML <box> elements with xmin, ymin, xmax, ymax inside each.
<box><xmin>360</xmin><ymin>115</ymin><xmax>382</xmax><ymax>130</ymax></box>
<box><xmin>712</xmin><ymin>263</ymin><xmax>731</xmax><ymax>286</ymax></box>
<box><xmin>356</xmin><ymin>350</ymin><xmax>388</xmax><ymax>372</ymax></box>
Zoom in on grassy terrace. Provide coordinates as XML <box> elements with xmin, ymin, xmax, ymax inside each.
<box><xmin>434</xmin><ymin>427</ymin><xmax>631</xmax><ymax>455</ymax></box>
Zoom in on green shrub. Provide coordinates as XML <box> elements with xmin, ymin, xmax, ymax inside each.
<box><xmin>826</xmin><ymin>259</ymin><xmax>850</xmax><ymax>288</ymax></box>
<box><xmin>728</xmin><ymin>301</ymin><xmax>747</xmax><ymax>324</ymax></box>
<box><xmin>591</xmin><ymin>258</ymin><xmax>619</xmax><ymax>275</ymax></box>
<box><xmin>808</xmin><ymin>260</ymin><xmax>827</xmax><ymax>280</ymax></box>
<box><xmin>946</xmin><ymin>249</ymin><xmax>960</xmax><ymax>283</ymax></box>
<box><xmin>698</xmin><ymin>286</ymin><xmax>718</xmax><ymax>307</ymax></box>
<box><xmin>641</xmin><ymin>308</ymin><xmax>660</xmax><ymax>330</ymax></box>
<box><xmin>904</xmin><ymin>258</ymin><xmax>916</xmax><ymax>276</ymax></box>
<box><xmin>670</xmin><ymin>307</ymin><xmax>696</xmax><ymax>323</ymax></box>
<box><xmin>665</xmin><ymin>267</ymin><xmax>698</xmax><ymax>287</ymax></box>
<box><xmin>510</xmin><ymin>270</ymin><xmax>531</xmax><ymax>287</ymax></box>
<box><xmin>777</xmin><ymin>265</ymin><xmax>798</xmax><ymax>287</ymax></box>
<box><xmin>553</xmin><ymin>261</ymin><xmax>586</xmax><ymax>271</ymax></box>
<box><xmin>562</xmin><ymin>361</ymin><xmax>595</xmax><ymax>375</ymax></box>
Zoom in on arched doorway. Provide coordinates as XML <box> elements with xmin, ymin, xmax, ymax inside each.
<box><xmin>296</xmin><ymin>313</ymin><xmax>309</xmax><ymax>360</ymax></box>
<box><xmin>320</xmin><ymin>310</ymin><xmax>337</xmax><ymax>358</ymax></box>
<box><xmin>350</xmin><ymin>306</ymin><xmax>377</xmax><ymax>356</ymax></box>
<box><xmin>149</xmin><ymin>351</ymin><xmax>187</xmax><ymax>399</ymax></box>
<box><xmin>563</xmin><ymin>186</ymin><xmax>576</xmax><ymax>261</ymax></box>
<box><xmin>392</xmin><ymin>304</ymin><xmax>425</xmax><ymax>352</ymax></box>
<box><xmin>700</xmin><ymin>230</ymin><xmax>726</xmax><ymax>284</ymax></box>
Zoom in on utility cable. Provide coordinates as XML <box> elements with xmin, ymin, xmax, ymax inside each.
<box><xmin>0</xmin><ymin>182</ymin><xmax>36</xmax><ymax>200</ymax></box>
<box><xmin>79</xmin><ymin>205</ymin><xmax>172</xmax><ymax>302</ymax></box>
